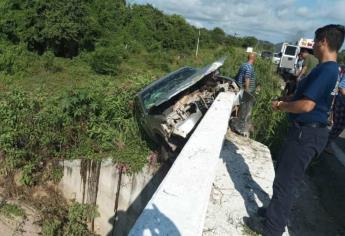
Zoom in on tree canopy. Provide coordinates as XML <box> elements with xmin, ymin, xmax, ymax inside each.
<box><xmin>0</xmin><ymin>0</ymin><xmax>271</xmax><ymax>60</ymax></box>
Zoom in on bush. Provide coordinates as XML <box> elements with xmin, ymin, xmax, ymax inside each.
<box><xmin>42</xmin><ymin>202</ymin><xmax>99</xmax><ymax>236</ymax></box>
<box><xmin>0</xmin><ymin>75</ymin><xmax>152</xmax><ymax>180</ymax></box>
<box><xmin>89</xmin><ymin>47</ymin><xmax>121</xmax><ymax>75</ymax></box>
<box><xmin>0</xmin><ymin>42</ymin><xmax>33</xmax><ymax>76</ymax></box>
<box><xmin>63</xmin><ymin>202</ymin><xmax>99</xmax><ymax>236</ymax></box>
<box><xmin>42</xmin><ymin>52</ymin><xmax>63</xmax><ymax>73</ymax></box>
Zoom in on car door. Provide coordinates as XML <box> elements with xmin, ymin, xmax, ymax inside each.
<box><xmin>279</xmin><ymin>45</ymin><xmax>298</xmax><ymax>70</ymax></box>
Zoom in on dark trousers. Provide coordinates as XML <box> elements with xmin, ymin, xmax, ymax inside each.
<box><xmin>230</xmin><ymin>92</ymin><xmax>255</xmax><ymax>134</ymax></box>
<box><xmin>264</xmin><ymin>126</ymin><xmax>328</xmax><ymax>236</ymax></box>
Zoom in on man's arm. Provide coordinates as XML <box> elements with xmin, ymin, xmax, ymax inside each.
<box><xmin>296</xmin><ymin>66</ymin><xmax>307</xmax><ymax>81</ymax></box>
<box><xmin>244</xmin><ymin>77</ymin><xmax>250</xmax><ymax>92</ymax></box>
<box><xmin>272</xmin><ymin>98</ymin><xmax>315</xmax><ymax>113</ymax></box>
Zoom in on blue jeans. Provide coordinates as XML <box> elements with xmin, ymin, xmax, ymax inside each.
<box><xmin>264</xmin><ymin>126</ymin><xmax>328</xmax><ymax>236</ymax></box>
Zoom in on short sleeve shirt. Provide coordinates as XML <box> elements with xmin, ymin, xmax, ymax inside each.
<box><xmin>289</xmin><ymin>61</ymin><xmax>339</xmax><ymax>124</ymax></box>
<box><xmin>235</xmin><ymin>63</ymin><xmax>256</xmax><ymax>94</ymax></box>
<box><xmin>302</xmin><ymin>54</ymin><xmax>319</xmax><ymax>76</ymax></box>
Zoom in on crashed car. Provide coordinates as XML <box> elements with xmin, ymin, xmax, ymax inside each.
<box><xmin>134</xmin><ymin>58</ymin><xmax>241</xmax><ymax>156</ymax></box>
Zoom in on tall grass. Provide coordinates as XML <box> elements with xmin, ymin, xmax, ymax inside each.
<box><xmin>252</xmin><ymin>59</ymin><xmax>288</xmax><ymax>156</ymax></box>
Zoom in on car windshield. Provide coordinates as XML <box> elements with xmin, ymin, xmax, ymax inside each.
<box><xmin>141</xmin><ymin>67</ymin><xmax>198</xmax><ymax>110</ymax></box>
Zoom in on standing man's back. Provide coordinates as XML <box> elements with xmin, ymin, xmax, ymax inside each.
<box><xmin>231</xmin><ymin>53</ymin><xmax>257</xmax><ymax>136</ymax></box>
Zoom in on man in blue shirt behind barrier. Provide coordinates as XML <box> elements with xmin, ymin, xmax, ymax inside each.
<box><xmin>235</xmin><ymin>53</ymin><xmax>256</xmax><ymax>94</ymax></box>
<box><xmin>244</xmin><ymin>24</ymin><xmax>345</xmax><ymax>236</ymax></box>
<box><xmin>231</xmin><ymin>53</ymin><xmax>256</xmax><ymax>136</ymax></box>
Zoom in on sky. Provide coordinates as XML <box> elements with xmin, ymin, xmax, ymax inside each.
<box><xmin>130</xmin><ymin>0</ymin><xmax>345</xmax><ymax>47</ymax></box>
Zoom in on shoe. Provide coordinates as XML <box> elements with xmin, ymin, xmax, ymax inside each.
<box><xmin>243</xmin><ymin>216</ymin><xmax>265</xmax><ymax>235</ymax></box>
<box><xmin>257</xmin><ymin>206</ymin><xmax>267</xmax><ymax>218</ymax></box>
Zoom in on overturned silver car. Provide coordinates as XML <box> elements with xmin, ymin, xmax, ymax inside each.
<box><xmin>134</xmin><ymin>58</ymin><xmax>241</xmax><ymax>155</ymax></box>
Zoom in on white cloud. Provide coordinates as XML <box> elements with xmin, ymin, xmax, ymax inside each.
<box><xmin>296</xmin><ymin>7</ymin><xmax>309</xmax><ymax>17</ymax></box>
<box><xmin>132</xmin><ymin>0</ymin><xmax>345</xmax><ymax>44</ymax></box>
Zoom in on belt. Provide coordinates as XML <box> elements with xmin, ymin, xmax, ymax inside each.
<box><xmin>292</xmin><ymin>121</ymin><xmax>327</xmax><ymax>128</ymax></box>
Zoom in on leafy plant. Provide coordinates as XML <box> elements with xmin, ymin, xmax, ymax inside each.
<box><xmin>42</xmin><ymin>202</ymin><xmax>99</xmax><ymax>236</ymax></box>
<box><xmin>0</xmin><ymin>202</ymin><xmax>25</xmax><ymax>218</ymax></box>
<box><xmin>42</xmin><ymin>219</ymin><xmax>62</xmax><ymax>236</ymax></box>
<box><xmin>63</xmin><ymin>202</ymin><xmax>99</xmax><ymax>236</ymax></box>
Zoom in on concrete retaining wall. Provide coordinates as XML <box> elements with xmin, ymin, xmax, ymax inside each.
<box><xmin>59</xmin><ymin>159</ymin><xmax>169</xmax><ymax>235</ymax></box>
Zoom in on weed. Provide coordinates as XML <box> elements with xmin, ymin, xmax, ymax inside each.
<box><xmin>0</xmin><ymin>202</ymin><xmax>25</xmax><ymax>218</ymax></box>
<box><xmin>41</xmin><ymin>202</ymin><xmax>99</xmax><ymax>236</ymax></box>
<box><xmin>242</xmin><ymin>223</ymin><xmax>260</xmax><ymax>236</ymax></box>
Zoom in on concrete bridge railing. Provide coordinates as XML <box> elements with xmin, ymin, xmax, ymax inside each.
<box><xmin>129</xmin><ymin>92</ymin><xmax>237</xmax><ymax>236</ymax></box>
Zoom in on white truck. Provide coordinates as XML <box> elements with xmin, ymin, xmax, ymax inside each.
<box><xmin>277</xmin><ymin>38</ymin><xmax>314</xmax><ymax>79</ymax></box>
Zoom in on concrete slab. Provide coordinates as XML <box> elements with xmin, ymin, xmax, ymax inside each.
<box><xmin>203</xmin><ymin>131</ymin><xmax>275</xmax><ymax>235</ymax></box>
<box><xmin>203</xmin><ymin>131</ymin><xmax>345</xmax><ymax>236</ymax></box>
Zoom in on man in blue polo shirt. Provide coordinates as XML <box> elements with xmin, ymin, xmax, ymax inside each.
<box><xmin>235</xmin><ymin>53</ymin><xmax>256</xmax><ymax>94</ymax></box>
<box><xmin>244</xmin><ymin>24</ymin><xmax>345</xmax><ymax>236</ymax></box>
<box><xmin>231</xmin><ymin>53</ymin><xmax>256</xmax><ymax>135</ymax></box>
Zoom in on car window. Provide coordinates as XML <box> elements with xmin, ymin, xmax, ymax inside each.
<box><xmin>262</xmin><ymin>51</ymin><xmax>273</xmax><ymax>57</ymax></box>
<box><xmin>284</xmin><ymin>46</ymin><xmax>297</xmax><ymax>56</ymax></box>
<box><xmin>142</xmin><ymin>68</ymin><xmax>198</xmax><ymax>110</ymax></box>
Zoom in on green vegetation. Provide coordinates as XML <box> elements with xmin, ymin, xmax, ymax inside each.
<box><xmin>242</xmin><ymin>224</ymin><xmax>260</xmax><ymax>236</ymax></box>
<box><xmin>41</xmin><ymin>202</ymin><xmax>99</xmax><ymax>236</ymax></box>
<box><xmin>0</xmin><ymin>0</ymin><xmax>283</xmax><ymax>183</ymax></box>
<box><xmin>0</xmin><ymin>2</ymin><xmax>287</xmax><ymax>234</ymax></box>
<box><xmin>339</xmin><ymin>50</ymin><xmax>345</xmax><ymax>64</ymax></box>
<box><xmin>0</xmin><ymin>202</ymin><xmax>25</xmax><ymax>218</ymax></box>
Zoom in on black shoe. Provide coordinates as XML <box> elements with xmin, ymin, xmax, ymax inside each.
<box><xmin>243</xmin><ymin>216</ymin><xmax>265</xmax><ymax>235</ymax></box>
<box><xmin>257</xmin><ymin>206</ymin><xmax>267</xmax><ymax>218</ymax></box>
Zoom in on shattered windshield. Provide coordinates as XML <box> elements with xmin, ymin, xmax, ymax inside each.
<box><xmin>142</xmin><ymin>67</ymin><xmax>198</xmax><ymax>110</ymax></box>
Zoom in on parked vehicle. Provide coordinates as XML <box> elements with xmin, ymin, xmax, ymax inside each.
<box><xmin>134</xmin><ymin>58</ymin><xmax>241</xmax><ymax>158</ymax></box>
<box><xmin>261</xmin><ymin>51</ymin><xmax>273</xmax><ymax>59</ymax></box>
<box><xmin>272</xmin><ymin>52</ymin><xmax>281</xmax><ymax>65</ymax></box>
<box><xmin>278</xmin><ymin>38</ymin><xmax>314</xmax><ymax>77</ymax></box>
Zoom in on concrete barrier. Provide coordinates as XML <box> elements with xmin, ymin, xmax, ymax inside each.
<box><xmin>129</xmin><ymin>92</ymin><xmax>237</xmax><ymax>236</ymax></box>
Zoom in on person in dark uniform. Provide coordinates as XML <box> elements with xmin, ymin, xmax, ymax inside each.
<box><xmin>244</xmin><ymin>24</ymin><xmax>345</xmax><ymax>236</ymax></box>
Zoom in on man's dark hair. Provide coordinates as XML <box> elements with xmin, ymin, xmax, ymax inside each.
<box><xmin>300</xmin><ymin>48</ymin><xmax>313</xmax><ymax>55</ymax></box>
<box><xmin>315</xmin><ymin>24</ymin><xmax>345</xmax><ymax>52</ymax></box>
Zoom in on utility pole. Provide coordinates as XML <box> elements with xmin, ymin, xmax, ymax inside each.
<box><xmin>195</xmin><ymin>29</ymin><xmax>200</xmax><ymax>58</ymax></box>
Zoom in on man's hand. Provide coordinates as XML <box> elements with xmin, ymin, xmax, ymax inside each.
<box><xmin>271</xmin><ymin>101</ymin><xmax>280</xmax><ymax>111</ymax></box>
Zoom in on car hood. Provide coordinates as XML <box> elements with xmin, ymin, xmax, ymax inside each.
<box><xmin>151</xmin><ymin>57</ymin><xmax>226</xmax><ymax>109</ymax></box>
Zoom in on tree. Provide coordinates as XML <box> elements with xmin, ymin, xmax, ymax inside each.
<box><xmin>339</xmin><ymin>50</ymin><xmax>345</xmax><ymax>64</ymax></box>
<box><xmin>211</xmin><ymin>27</ymin><xmax>227</xmax><ymax>44</ymax></box>
<box><xmin>0</xmin><ymin>0</ymin><xmax>99</xmax><ymax>58</ymax></box>
<box><xmin>241</xmin><ymin>36</ymin><xmax>258</xmax><ymax>48</ymax></box>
